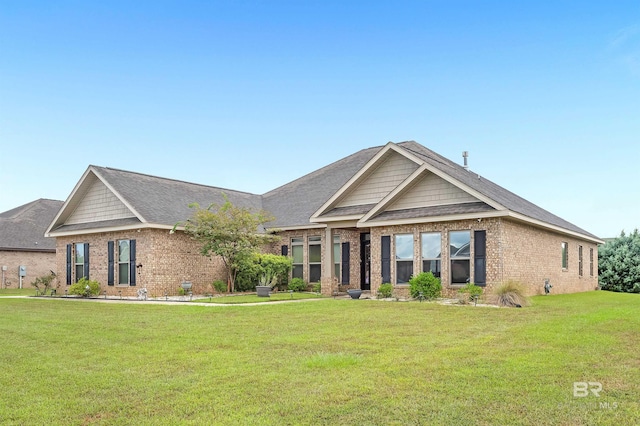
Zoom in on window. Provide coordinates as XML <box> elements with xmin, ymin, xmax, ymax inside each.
<box><xmin>395</xmin><ymin>234</ymin><xmax>413</xmax><ymax>284</ymax></box>
<box><xmin>578</xmin><ymin>245</ymin><xmax>583</xmax><ymax>277</ymax></box>
<box><xmin>450</xmin><ymin>231</ymin><xmax>471</xmax><ymax>284</ymax></box>
<box><xmin>590</xmin><ymin>248</ymin><xmax>594</xmax><ymax>277</ymax></box>
<box><xmin>309</xmin><ymin>236</ymin><xmax>321</xmax><ymax>283</ymax></box>
<box><xmin>562</xmin><ymin>242</ymin><xmax>568</xmax><ymax>270</ymax></box>
<box><xmin>421</xmin><ymin>232</ymin><xmax>441</xmax><ymax>277</ymax></box>
<box><xmin>74</xmin><ymin>243</ymin><xmax>87</xmax><ymax>282</ymax></box>
<box><xmin>118</xmin><ymin>240</ymin><xmax>131</xmax><ymax>284</ymax></box>
<box><xmin>292</xmin><ymin>238</ymin><xmax>303</xmax><ymax>279</ymax></box>
<box><xmin>333</xmin><ymin>235</ymin><xmax>341</xmax><ymax>279</ymax></box>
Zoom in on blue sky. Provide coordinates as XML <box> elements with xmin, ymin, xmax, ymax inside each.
<box><xmin>1</xmin><ymin>1</ymin><xmax>638</xmax><ymax>238</ymax></box>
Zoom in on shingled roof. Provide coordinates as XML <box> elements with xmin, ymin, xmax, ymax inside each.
<box><xmin>397</xmin><ymin>141</ymin><xmax>600</xmax><ymax>239</ymax></box>
<box><xmin>46</xmin><ymin>141</ymin><xmax>600</xmax><ymax>242</ymax></box>
<box><xmin>0</xmin><ymin>199</ymin><xmax>63</xmax><ymax>251</ymax></box>
<box><xmin>47</xmin><ymin>166</ymin><xmax>263</xmax><ymax>234</ymax></box>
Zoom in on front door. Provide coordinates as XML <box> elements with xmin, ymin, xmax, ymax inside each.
<box><xmin>360</xmin><ymin>233</ymin><xmax>371</xmax><ymax>290</ymax></box>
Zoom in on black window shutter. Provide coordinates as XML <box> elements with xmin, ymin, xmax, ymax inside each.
<box><xmin>341</xmin><ymin>242</ymin><xmax>350</xmax><ymax>284</ymax></box>
<box><xmin>281</xmin><ymin>245</ymin><xmax>288</xmax><ymax>256</ymax></box>
<box><xmin>381</xmin><ymin>236</ymin><xmax>391</xmax><ymax>283</ymax></box>
<box><xmin>107</xmin><ymin>241</ymin><xmax>114</xmax><ymax>286</ymax></box>
<box><xmin>66</xmin><ymin>244</ymin><xmax>72</xmax><ymax>285</ymax></box>
<box><xmin>474</xmin><ymin>230</ymin><xmax>486</xmax><ymax>286</ymax></box>
<box><xmin>129</xmin><ymin>239</ymin><xmax>136</xmax><ymax>286</ymax></box>
<box><xmin>84</xmin><ymin>243</ymin><xmax>90</xmax><ymax>280</ymax></box>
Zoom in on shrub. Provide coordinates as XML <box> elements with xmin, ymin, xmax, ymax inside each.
<box><xmin>378</xmin><ymin>283</ymin><xmax>393</xmax><ymax>299</ymax></box>
<box><xmin>312</xmin><ymin>283</ymin><xmax>322</xmax><ymax>293</ymax></box>
<box><xmin>599</xmin><ymin>229</ymin><xmax>640</xmax><ymax>293</ymax></box>
<box><xmin>69</xmin><ymin>277</ymin><xmax>101</xmax><ymax>297</ymax></box>
<box><xmin>234</xmin><ymin>252</ymin><xmax>292</xmax><ymax>292</ymax></box>
<box><xmin>458</xmin><ymin>283</ymin><xmax>483</xmax><ymax>304</ymax></box>
<box><xmin>409</xmin><ymin>272</ymin><xmax>441</xmax><ymax>300</ymax></box>
<box><xmin>493</xmin><ymin>281</ymin><xmax>530</xmax><ymax>307</ymax></box>
<box><xmin>31</xmin><ymin>271</ymin><xmax>58</xmax><ymax>294</ymax></box>
<box><xmin>212</xmin><ymin>279</ymin><xmax>227</xmax><ymax>293</ymax></box>
<box><xmin>288</xmin><ymin>278</ymin><xmax>307</xmax><ymax>292</ymax></box>
<box><xmin>257</xmin><ymin>253</ymin><xmax>292</xmax><ymax>289</ymax></box>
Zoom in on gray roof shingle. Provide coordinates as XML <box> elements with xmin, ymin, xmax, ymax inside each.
<box><xmin>48</xmin><ymin>141</ymin><xmax>599</xmax><ymax>241</ymax></box>
<box><xmin>397</xmin><ymin>141</ymin><xmax>599</xmax><ymax>239</ymax></box>
<box><xmin>92</xmin><ymin>166</ymin><xmax>264</xmax><ymax>226</ymax></box>
<box><xmin>0</xmin><ymin>199</ymin><xmax>64</xmax><ymax>250</ymax></box>
<box><xmin>262</xmin><ymin>147</ymin><xmax>380</xmax><ymax>227</ymax></box>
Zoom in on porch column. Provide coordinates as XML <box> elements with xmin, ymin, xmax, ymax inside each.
<box><xmin>321</xmin><ymin>226</ymin><xmax>334</xmax><ymax>296</ymax></box>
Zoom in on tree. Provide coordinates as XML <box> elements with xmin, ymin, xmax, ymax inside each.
<box><xmin>175</xmin><ymin>195</ymin><xmax>280</xmax><ymax>292</ymax></box>
<box><xmin>598</xmin><ymin>229</ymin><xmax>640</xmax><ymax>293</ymax></box>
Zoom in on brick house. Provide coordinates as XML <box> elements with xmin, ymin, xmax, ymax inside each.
<box><xmin>1</xmin><ymin>199</ymin><xmax>64</xmax><ymax>290</ymax></box>
<box><xmin>45</xmin><ymin>141</ymin><xmax>602</xmax><ymax>297</ymax></box>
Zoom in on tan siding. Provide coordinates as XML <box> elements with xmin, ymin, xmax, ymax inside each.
<box><xmin>67</xmin><ymin>180</ymin><xmax>135</xmax><ymax>224</ymax></box>
<box><xmin>337</xmin><ymin>152</ymin><xmax>419</xmax><ymax>207</ymax></box>
<box><xmin>388</xmin><ymin>172</ymin><xmax>478</xmax><ymax>211</ymax></box>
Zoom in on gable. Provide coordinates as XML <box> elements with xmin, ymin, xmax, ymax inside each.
<box><xmin>387</xmin><ymin>171</ymin><xmax>478</xmax><ymax>211</ymax></box>
<box><xmin>336</xmin><ymin>151</ymin><xmax>419</xmax><ymax>208</ymax></box>
<box><xmin>66</xmin><ymin>178</ymin><xmax>136</xmax><ymax>225</ymax></box>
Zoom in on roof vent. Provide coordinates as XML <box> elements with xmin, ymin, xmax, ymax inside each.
<box><xmin>462</xmin><ymin>151</ymin><xmax>469</xmax><ymax>170</ymax></box>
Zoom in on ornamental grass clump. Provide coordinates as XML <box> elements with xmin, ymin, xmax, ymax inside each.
<box><xmin>458</xmin><ymin>283</ymin><xmax>483</xmax><ymax>304</ymax></box>
<box><xmin>493</xmin><ymin>280</ymin><xmax>530</xmax><ymax>307</ymax></box>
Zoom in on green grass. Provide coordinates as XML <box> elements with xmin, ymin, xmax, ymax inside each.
<box><xmin>0</xmin><ymin>287</ymin><xmax>37</xmax><ymax>296</ymax></box>
<box><xmin>194</xmin><ymin>292</ymin><xmax>324</xmax><ymax>304</ymax></box>
<box><xmin>0</xmin><ymin>291</ymin><xmax>638</xmax><ymax>425</ymax></box>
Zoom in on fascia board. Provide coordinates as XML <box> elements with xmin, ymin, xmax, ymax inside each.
<box><xmin>310</xmin><ymin>214</ymin><xmax>364</xmax><ymax>223</ymax></box>
<box><xmin>271</xmin><ymin>224</ymin><xmax>327</xmax><ymax>232</ymax></box>
<box><xmin>360</xmin><ymin>210</ymin><xmax>509</xmax><ymax>228</ymax></box>
<box><xmin>46</xmin><ymin>223</ymin><xmax>161</xmax><ymax>238</ymax></box>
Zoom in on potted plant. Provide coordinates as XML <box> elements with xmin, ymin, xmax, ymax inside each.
<box><xmin>347</xmin><ymin>288</ymin><xmax>363</xmax><ymax>299</ymax></box>
<box><xmin>256</xmin><ymin>272</ymin><xmax>277</xmax><ymax>297</ymax></box>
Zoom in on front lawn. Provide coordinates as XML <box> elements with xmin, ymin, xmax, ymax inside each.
<box><xmin>195</xmin><ymin>292</ymin><xmax>324</xmax><ymax>304</ymax></box>
<box><xmin>0</xmin><ymin>291</ymin><xmax>638</xmax><ymax>425</ymax></box>
<box><xmin>0</xmin><ymin>287</ymin><xmax>37</xmax><ymax>296</ymax></box>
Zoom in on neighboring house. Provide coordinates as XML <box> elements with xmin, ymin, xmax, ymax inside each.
<box><xmin>45</xmin><ymin>141</ymin><xmax>602</xmax><ymax>297</ymax></box>
<box><xmin>0</xmin><ymin>199</ymin><xmax>64</xmax><ymax>289</ymax></box>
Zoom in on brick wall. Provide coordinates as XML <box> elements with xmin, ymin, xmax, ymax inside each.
<box><xmin>275</xmin><ymin>229</ymin><xmax>362</xmax><ymax>295</ymax></box>
<box><xmin>51</xmin><ymin>218</ymin><xmax>599</xmax><ymax>299</ymax></box>
<box><xmin>0</xmin><ymin>250</ymin><xmax>57</xmax><ymax>290</ymax></box>
<box><xmin>55</xmin><ymin>229</ymin><xmax>226</xmax><ymax>297</ymax></box>
<box><xmin>368</xmin><ymin>218</ymin><xmax>598</xmax><ymax>298</ymax></box>
<box><xmin>369</xmin><ymin>218</ymin><xmax>503</xmax><ymax>298</ymax></box>
<box><xmin>500</xmin><ymin>219</ymin><xmax>598</xmax><ymax>295</ymax></box>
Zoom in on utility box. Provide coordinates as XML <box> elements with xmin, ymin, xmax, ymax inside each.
<box><xmin>19</xmin><ymin>266</ymin><xmax>26</xmax><ymax>277</ymax></box>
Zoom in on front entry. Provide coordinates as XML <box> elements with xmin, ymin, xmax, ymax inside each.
<box><xmin>360</xmin><ymin>233</ymin><xmax>371</xmax><ymax>290</ymax></box>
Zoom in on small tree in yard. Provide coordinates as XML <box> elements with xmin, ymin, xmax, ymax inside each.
<box><xmin>599</xmin><ymin>229</ymin><xmax>640</xmax><ymax>293</ymax></box>
<box><xmin>175</xmin><ymin>195</ymin><xmax>280</xmax><ymax>293</ymax></box>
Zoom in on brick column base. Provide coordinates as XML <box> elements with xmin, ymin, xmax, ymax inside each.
<box><xmin>321</xmin><ymin>276</ymin><xmax>338</xmax><ymax>296</ymax></box>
